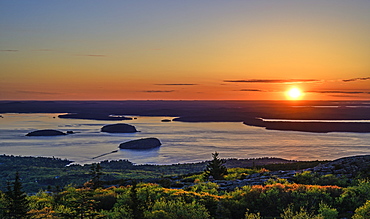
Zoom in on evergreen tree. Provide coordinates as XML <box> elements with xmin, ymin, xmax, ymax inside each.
<box><xmin>89</xmin><ymin>163</ymin><xmax>103</xmax><ymax>189</ymax></box>
<box><xmin>5</xmin><ymin>172</ymin><xmax>29</xmax><ymax>218</ymax></box>
<box><xmin>57</xmin><ymin>187</ymin><xmax>102</xmax><ymax>219</ymax></box>
<box><xmin>204</xmin><ymin>152</ymin><xmax>228</xmax><ymax>180</ymax></box>
<box><xmin>130</xmin><ymin>181</ymin><xmax>143</xmax><ymax>219</ymax></box>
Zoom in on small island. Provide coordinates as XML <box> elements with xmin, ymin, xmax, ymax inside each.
<box><xmin>119</xmin><ymin>137</ymin><xmax>161</xmax><ymax>149</ymax></box>
<box><xmin>26</xmin><ymin>129</ymin><xmax>67</xmax><ymax>136</ymax></box>
<box><xmin>101</xmin><ymin>123</ymin><xmax>138</xmax><ymax>133</ymax></box>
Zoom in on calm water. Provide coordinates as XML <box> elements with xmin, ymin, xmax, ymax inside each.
<box><xmin>1</xmin><ymin>113</ymin><xmax>370</xmax><ymax>165</ymax></box>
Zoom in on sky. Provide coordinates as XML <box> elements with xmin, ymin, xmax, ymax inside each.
<box><xmin>1</xmin><ymin>0</ymin><xmax>370</xmax><ymax>101</ymax></box>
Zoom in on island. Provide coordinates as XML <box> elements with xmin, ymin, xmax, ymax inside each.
<box><xmin>101</xmin><ymin>123</ymin><xmax>138</xmax><ymax>133</ymax></box>
<box><xmin>119</xmin><ymin>137</ymin><xmax>161</xmax><ymax>149</ymax></box>
<box><xmin>26</xmin><ymin>129</ymin><xmax>67</xmax><ymax>136</ymax></box>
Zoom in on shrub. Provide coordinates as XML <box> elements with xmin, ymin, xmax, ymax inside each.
<box><xmin>318</xmin><ymin>202</ymin><xmax>338</xmax><ymax>219</ymax></box>
<box><xmin>145</xmin><ymin>199</ymin><xmax>210</xmax><ymax>219</ymax></box>
<box><xmin>352</xmin><ymin>200</ymin><xmax>370</xmax><ymax>219</ymax></box>
<box><xmin>245</xmin><ymin>210</ymin><xmax>261</xmax><ymax>219</ymax></box>
<box><xmin>281</xmin><ymin>206</ymin><xmax>324</xmax><ymax>219</ymax></box>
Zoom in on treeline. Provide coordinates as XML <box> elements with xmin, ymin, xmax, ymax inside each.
<box><xmin>0</xmin><ymin>154</ymin><xmax>321</xmax><ymax>194</ymax></box>
<box><xmin>0</xmin><ymin>155</ymin><xmax>207</xmax><ymax>193</ymax></box>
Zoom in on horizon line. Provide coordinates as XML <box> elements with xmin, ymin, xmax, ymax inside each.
<box><xmin>1</xmin><ymin>99</ymin><xmax>370</xmax><ymax>102</ymax></box>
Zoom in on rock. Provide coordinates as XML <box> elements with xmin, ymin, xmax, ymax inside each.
<box><xmin>26</xmin><ymin>129</ymin><xmax>66</xmax><ymax>136</ymax></box>
<box><xmin>308</xmin><ymin>155</ymin><xmax>370</xmax><ymax>178</ymax></box>
<box><xmin>66</xmin><ymin>131</ymin><xmax>75</xmax><ymax>134</ymax></box>
<box><xmin>101</xmin><ymin>123</ymin><xmax>138</xmax><ymax>133</ymax></box>
<box><xmin>119</xmin><ymin>138</ymin><xmax>161</xmax><ymax>149</ymax></box>
<box><xmin>161</xmin><ymin>119</ymin><xmax>172</xmax><ymax>122</ymax></box>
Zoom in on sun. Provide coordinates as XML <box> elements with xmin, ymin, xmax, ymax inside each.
<box><xmin>286</xmin><ymin>87</ymin><xmax>303</xmax><ymax>100</ymax></box>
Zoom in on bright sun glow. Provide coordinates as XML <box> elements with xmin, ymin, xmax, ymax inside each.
<box><xmin>286</xmin><ymin>87</ymin><xmax>303</xmax><ymax>100</ymax></box>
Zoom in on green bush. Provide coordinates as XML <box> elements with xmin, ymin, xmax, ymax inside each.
<box><xmin>145</xmin><ymin>199</ymin><xmax>210</xmax><ymax>219</ymax></box>
<box><xmin>318</xmin><ymin>202</ymin><xmax>338</xmax><ymax>219</ymax></box>
<box><xmin>352</xmin><ymin>200</ymin><xmax>370</xmax><ymax>219</ymax></box>
<box><xmin>245</xmin><ymin>210</ymin><xmax>261</xmax><ymax>219</ymax></box>
<box><xmin>281</xmin><ymin>206</ymin><xmax>324</xmax><ymax>219</ymax></box>
<box><xmin>187</xmin><ymin>181</ymin><xmax>219</xmax><ymax>195</ymax></box>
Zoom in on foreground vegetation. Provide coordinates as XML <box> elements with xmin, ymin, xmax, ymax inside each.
<box><xmin>1</xmin><ymin>154</ymin><xmax>370</xmax><ymax>218</ymax></box>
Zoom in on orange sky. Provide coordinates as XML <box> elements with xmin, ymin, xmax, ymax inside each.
<box><xmin>1</xmin><ymin>1</ymin><xmax>370</xmax><ymax>100</ymax></box>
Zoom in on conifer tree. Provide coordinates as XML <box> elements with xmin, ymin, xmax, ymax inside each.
<box><xmin>89</xmin><ymin>163</ymin><xmax>103</xmax><ymax>189</ymax></box>
<box><xmin>129</xmin><ymin>181</ymin><xmax>144</xmax><ymax>219</ymax></box>
<box><xmin>5</xmin><ymin>172</ymin><xmax>29</xmax><ymax>218</ymax></box>
<box><xmin>204</xmin><ymin>152</ymin><xmax>228</xmax><ymax>180</ymax></box>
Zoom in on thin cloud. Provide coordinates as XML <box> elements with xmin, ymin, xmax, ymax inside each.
<box><xmin>16</xmin><ymin>90</ymin><xmax>60</xmax><ymax>95</ymax></box>
<box><xmin>77</xmin><ymin>54</ymin><xmax>106</xmax><ymax>57</ymax></box>
<box><xmin>239</xmin><ymin>89</ymin><xmax>265</xmax><ymax>92</ymax></box>
<box><xmin>308</xmin><ymin>90</ymin><xmax>370</xmax><ymax>94</ymax></box>
<box><xmin>0</xmin><ymin>49</ymin><xmax>18</xmax><ymax>52</ymax></box>
<box><xmin>32</xmin><ymin>49</ymin><xmax>53</xmax><ymax>52</ymax></box>
<box><xmin>142</xmin><ymin>90</ymin><xmax>175</xmax><ymax>93</ymax></box>
<box><xmin>224</xmin><ymin>79</ymin><xmax>319</xmax><ymax>84</ymax></box>
<box><xmin>342</xmin><ymin>77</ymin><xmax>370</xmax><ymax>82</ymax></box>
<box><xmin>155</xmin><ymin>84</ymin><xmax>198</xmax><ymax>86</ymax></box>
<box><xmin>330</xmin><ymin>95</ymin><xmax>360</xmax><ymax>98</ymax></box>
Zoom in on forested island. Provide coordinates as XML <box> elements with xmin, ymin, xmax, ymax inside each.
<box><xmin>1</xmin><ymin>154</ymin><xmax>370</xmax><ymax>218</ymax></box>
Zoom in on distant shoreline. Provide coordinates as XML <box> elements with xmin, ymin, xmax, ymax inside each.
<box><xmin>1</xmin><ymin>100</ymin><xmax>370</xmax><ymax>133</ymax></box>
<box><xmin>243</xmin><ymin>118</ymin><xmax>370</xmax><ymax>133</ymax></box>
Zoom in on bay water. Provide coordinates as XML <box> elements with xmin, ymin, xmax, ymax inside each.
<box><xmin>1</xmin><ymin>113</ymin><xmax>369</xmax><ymax>165</ymax></box>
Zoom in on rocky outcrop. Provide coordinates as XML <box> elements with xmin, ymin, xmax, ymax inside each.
<box><xmin>306</xmin><ymin>155</ymin><xmax>370</xmax><ymax>178</ymax></box>
<box><xmin>165</xmin><ymin>155</ymin><xmax>370</xmax><ymax>191</ymax></box>
<box><xmin>119</xmin><ymin>138</ymin><xmax>161</xmax><ymax>149</ymax></box>
<box><xmin>101</xmin><ymin>124</ymin><xmax>138</xmax><ymax>133</ymax></box>
<box><xmin>218</xmin><ymin>155</ymin><xmax>370</xmax><ymax>190</ymax></box>
<box><xmin>26</xmin><ymin>129</ymin><xmax>66</xmax><ymax>136</ymax></box>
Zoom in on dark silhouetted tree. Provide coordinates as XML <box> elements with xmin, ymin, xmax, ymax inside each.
<box><xmin>204</xmin><ymin>152</ymin><xmax>228</xmax><ymax>180</ymax></box>
<box><xmin>89</xmin><ymin>163</ymin><xmax>103</xmax><ymax>189</ymax></box>
<box><xmin>130</xmin><ymin>181</ymin><xmax>144</xmax><ymax>219</ymax></box>
<box><xmin>5</xmin><ymin>172</ymin><xmax>29</xmax><ymax>218</ymax></box>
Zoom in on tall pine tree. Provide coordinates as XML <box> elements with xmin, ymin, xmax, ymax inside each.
<box><xmin>5</xmin><ymin>172</ymin><xmax>29</xmax><ymax>218</ymax></box>
<box><xmin>89</xmin><ymin>163</ymin><xmax>103</xmax><ymax>189</ymax></box>
<box><xmin>204</xmin><ymin>152</ymin><xmax>228</xmax><ymax>180</ymax></box>
<box><xmin>130</xmin><ymin>180</ymin><xmax>144</xmax><ymax>219</ymax></box>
